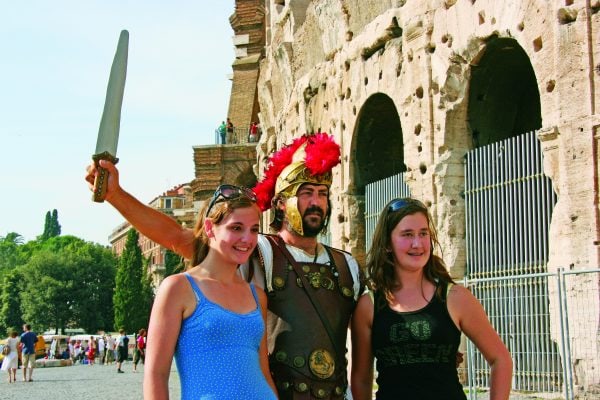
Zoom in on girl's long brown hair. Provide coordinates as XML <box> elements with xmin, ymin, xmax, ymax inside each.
<box><xmin>366</xmin><ymin>198</ymin><xmax>455</xmax><ymax>305</ymax></box>
<box><xmin>189</xmin><ymin>196</ymin><xmax>258</xmax><ymax>268</ymax></box>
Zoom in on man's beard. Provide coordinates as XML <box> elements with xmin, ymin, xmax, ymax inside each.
<box><xmin>301</xmin><ymin>206</ymin><xmax>326</xmax><ymax>237</ymax></box>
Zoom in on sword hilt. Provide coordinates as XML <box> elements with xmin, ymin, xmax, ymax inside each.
<box><xmin>92</xmin><ymin>151</ymin><xmax>119</xmax><ymax>203</ymax></box>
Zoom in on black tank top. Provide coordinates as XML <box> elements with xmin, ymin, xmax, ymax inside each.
<box><xmin>371</xmin><ymin>283</ymin><xmax>466</xmax><ymax>400</ymax></box>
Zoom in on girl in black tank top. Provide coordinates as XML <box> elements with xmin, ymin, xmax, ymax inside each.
<box><xmin>351</xmin><ymin>198</ymin><xmax>512</xmax><ymax>400</ymax></box>
<box><xmin>371</xmin><ymin>283</ymin><xmax>465</xmax><ymax>399</ymax></box>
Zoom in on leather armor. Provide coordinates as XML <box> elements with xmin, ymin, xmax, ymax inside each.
<box><xmin>259</xmin><ymin>235</ymin><xmax>358</xmax><ymax>399</ymax></box>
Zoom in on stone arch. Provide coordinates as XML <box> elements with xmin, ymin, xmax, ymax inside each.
<box><xmin>345</xmin><ymin>93</ymin><xmax>405</xmax><ymax>264</ymax></box>
<box><xmin>468</xmin><ymin>36</ymin><xmax>542</xmax><ymax>146</ymax></box>
<box><xmin>350</xmin><ymin>93</ymin><xmax>406</xmax><ymax>195</ymax></box>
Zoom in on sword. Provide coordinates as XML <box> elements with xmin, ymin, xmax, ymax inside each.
<box><xmin>92</xmin><ymin>30</ymin><xmax>129</xmax><ymax>202</ymax></box>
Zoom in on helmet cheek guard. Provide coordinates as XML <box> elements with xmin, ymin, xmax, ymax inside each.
<box><xmin>283</xmin><ymin>196</ymin><xmax>304</xmax><ymax>236</ymax></box>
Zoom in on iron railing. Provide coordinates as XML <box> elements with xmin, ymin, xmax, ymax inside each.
<box><xmin>459</xmin><ymin>269</ymin><xmax>600</xmax><ymax>400</ymax></box>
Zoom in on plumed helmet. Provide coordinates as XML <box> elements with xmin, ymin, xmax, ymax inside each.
<box><xmin>253</xmin><ymin>132</ymin><xmax>341</xmax><ymax>235</ymax></box>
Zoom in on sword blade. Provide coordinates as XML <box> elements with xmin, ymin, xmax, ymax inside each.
<box><xmin>92</xmin><ymin>30</ymin><xmax>128</xmax><ymax>203</ymax></box>
<box><xmin>95</xmin><ymin>30</ymin><xmax>128</xmax><ymax>156</ymax></box>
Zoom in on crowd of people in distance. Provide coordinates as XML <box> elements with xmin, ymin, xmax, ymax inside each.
<box><xmin>1</xmin><ymin>325</ymin><xmax>148</xmax><ymax>383</ymax></box>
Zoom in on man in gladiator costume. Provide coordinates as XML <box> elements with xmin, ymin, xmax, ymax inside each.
<box><xmin>85</xmin><ymin>132</ymin><xmax>364</xmax><ymax>399</ymax></box>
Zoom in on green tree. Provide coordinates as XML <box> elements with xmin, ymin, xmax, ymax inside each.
<box><xmin>41</xmin><ymin>209</ymin><xmax>61</xmax><ymax>240</ymax></box>
<box><xmin>15</xmin><ymin>236</ymin><xmax>116</xmax><ymax>334</ymax></box>
<box><xmin>1</xmin><ymin>232</ymin><xmax>24</xmax><ymax>246</ymax></box>
<box><xmin>20</xmin><ymin>251</ymin><xmax>74</xmax><ymax>332</ymax></box>
<box><xmin>51</xmin><ymin>209</ymin><xmax>61</xmax><ymax>237</ymax></box>
<box><xmin>164</xmin><ymin>249</ymin><xmax>184</xmax><ymax>278</ymax></box>
<box><xmin>66</xmin><ymin>239</ymin><xmax>116</xmax><ymax>333</ymax></box>
<box><xmin>114</xmin><ymin>229</ymin><xmax>146</xmax><ymax>332</ymax></box>
<box><xmin>0</xmin><ymin>232</ymin><xmax>25</xmax><ymax>275</ymax></box>
<box><xmin>41</xmin><ymin>211</ymin><xmax>51</xmax><ymax>240</ymax></box>
<box><xmin>139</xmin><ymin>257</ymin><xmax>155</xmax><ymax>328</ymax></box>
<box><xmin>0</xmin><ymin>270</ymin><xmax>25</xmax><ymax>335</ymax></box>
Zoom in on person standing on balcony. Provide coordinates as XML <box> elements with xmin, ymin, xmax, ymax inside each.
<box><xmin>248</xmin><ymin>121</ymin><xmax>259</xmax><ymax>143</ymax></box>
<box><xmin>226</xmin><ymin>117</ymin><xmax>235</xmax><ymax>144</ymax></box>
<box><xmin>217</xmin><ymin>121</ymin><xmax>226</xmax><ymax>144</ymax></box>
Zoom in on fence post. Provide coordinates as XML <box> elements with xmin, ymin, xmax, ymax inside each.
<box><xmin>555</xmin><ymin>267</ymin><xmax>573</xmax><ymax>400</ymax></box>
<box><xmin>464</xmin><ymin>275</ymin><xmax>478</xmax><ymax>400</ymax></box>
<box><xmin>560</xmin><ymin>268</ymin><xmax>575</xmax><ymax>399</ymax></box>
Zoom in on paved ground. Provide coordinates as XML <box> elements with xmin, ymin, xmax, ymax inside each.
<box><xmin>0</xmin><ymin>361</ymin><xmax>181</xmax><ymax>400</ymax></box>
<box><xmin>1</xmin><ymin>361</ymin><xmax>558</xmax><ymax>399</ymax></box>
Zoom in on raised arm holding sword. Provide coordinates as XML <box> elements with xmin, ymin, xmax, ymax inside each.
<box><xmin>88</xmin><ymin>31</ymin><xmax>279</xmax><ymax>399</ymax></box>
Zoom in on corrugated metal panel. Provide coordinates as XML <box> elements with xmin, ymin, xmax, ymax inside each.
<box><xmin>364</xmin><ymin>173</ymin><xmax>410</xmax><ymax>251</ymax></box>
<box><xmin>464</xmin><ymin>131</ymin><xmax>560</xmax><ymax>395</ymax></box>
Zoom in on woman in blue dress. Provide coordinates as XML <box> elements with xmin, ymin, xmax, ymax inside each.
<box><xmin>142</xmin><ymin>184</ymin><xmax>277</xmax><ymax>399</ymax></box>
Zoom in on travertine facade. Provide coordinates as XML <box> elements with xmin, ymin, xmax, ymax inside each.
<box><xmin>245</xmin><ymin>0</ymin><xmax>599</xmax><ymax>396</ymax></box>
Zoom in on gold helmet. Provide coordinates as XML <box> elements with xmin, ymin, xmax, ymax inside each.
<box><xmin>253</xmin><ymin>133</ymin><xmax>341</xmax><ymax>235</ymax></box>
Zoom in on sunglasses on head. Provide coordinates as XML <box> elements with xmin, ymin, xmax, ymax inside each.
<box><xmin>387</xmin><ymin>198</ymin><xmax>427</xmax><ymax>213</ymax></box>
<box><xmin>205</xmin><ymin>184</ymin><xmax>257</xmax><ymax>217</ymax></box>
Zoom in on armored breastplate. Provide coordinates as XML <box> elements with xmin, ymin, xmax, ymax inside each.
<box><xmin>263</xmin><ymin>235</ymin><xmax>356</xmax><ymax>399</ymax></box>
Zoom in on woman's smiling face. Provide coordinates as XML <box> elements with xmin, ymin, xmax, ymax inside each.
<box><xmin>209</xmin><ymin>205</ymin><xmax>260</xmax><ymax>264</ymax></box>
<box><xmin>389</xmin><ymin>212</ymin><xmax>431</xmax><ymax>272</ymax></box>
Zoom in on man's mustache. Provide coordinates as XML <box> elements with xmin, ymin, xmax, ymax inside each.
<box><xmin>304</xmin><ymin>206</ymin><xmax>324</xmax><ymax>218</ymax></box>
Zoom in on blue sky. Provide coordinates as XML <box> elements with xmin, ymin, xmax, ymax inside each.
<box><xmin>0</xmin><ymin>1</ymin><xmax>235</xmax><ymax>245</ymax></box>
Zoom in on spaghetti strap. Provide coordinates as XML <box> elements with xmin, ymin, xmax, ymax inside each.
<box><xmin>183</xmin><ymin>272</ymin><xmax>201</xmax><ymax>302</ymax></box>
<box><xmin>249</xmin><ymin>283</ymin><xmax>260</xmax><ymax>309</ymax></box>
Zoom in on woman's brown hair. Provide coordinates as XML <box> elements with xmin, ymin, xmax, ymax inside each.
<box><xmin>366</xmin><ymin>198</ymin><xmax>455</xmax><ymax>305</ymax></box>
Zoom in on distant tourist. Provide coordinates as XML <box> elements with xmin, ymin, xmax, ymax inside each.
<box><xmin>105</xmin><ymin>334</ymin><xmax>116</xmax><ymax>365</ymax></box>
<box><xmin>20</xmin><ymin>324</ymin><xmax>38</xmax><ymax>382</ymax></box>
<box><xmin>248</xmin><ymin>121</ymin><xmax>259</xmax><ymax>143</ymax></box>
<box><xmin>132</xmin><ymin>328</ymin><xmax>146</xmax><ymax>372</ymax></box>
<box><xmin>217</xmin><ymin>121</ymin><xmax>226</xmax><ymax>144</ymax></box>
<box><xmin>97</xmin><ymin>336</ymin><xmax>105</xmax><ymax>365</ymax></box>
<box><xmin>1</xmin><ymin>330</ymin><xmax>19</xmax><ymax>383</ymax></box>
<box><xmin>87</xmin><ymin>336</ymin><xmax>96</xmax><ymax>366</ymax></box>
<box><xmin>226</xmin><ymin>117</ymin><xmax>235</xmax><ymax>143</ymax></box>
<box><xmin>61</xmin><ymin>347</ymin><xmax>70</xmax><ymax>360</ymax></box>
<box><xmin>116</xmin><ymin>329</ymin><xmax>129</xmax><ymax>373</ymax></box>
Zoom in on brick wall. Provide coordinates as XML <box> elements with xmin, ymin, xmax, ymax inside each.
<box><xmin>227</xmin><ymin>0</ymin><xmax>265</xmax><ymax>128</ymax></box>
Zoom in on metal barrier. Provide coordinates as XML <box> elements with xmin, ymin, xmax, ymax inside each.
<box><xmin>214</xmin><ymin>125</ymin><xmax>260</xmax><ymax>145</ymax></box>
<box><xmin>364</xmin><ymin>173</ymin><xmax>410</xmax><ymax>250</ymax></box>
<box><xmin>459</xmin><ymin>268</ymin><xmax>600</xmax><ymax>399</ymax></box>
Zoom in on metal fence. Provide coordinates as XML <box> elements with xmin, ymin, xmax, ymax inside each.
<box><xmin>214</xmin><ymin>124</ymin><xmax>260</xmax><ymax>145</ymax></box>
<box><xmin>364</xmin><ymin>173</ymin><xmax>410</xmax><ymax>250</ymax></box>
<box><xmin>464</xmin><ymin>131</ymin><xmax>557</xmax><ymax>278</ymax></box>
<box><xmin>460</xmin><ymin>268</ymin><xmax>600</xmax><ymax>399</ymax></box>
<box><xmin>462</xmin><ymin>130</ymin><xmax>568</xmax><ymax>397</ymax></box>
